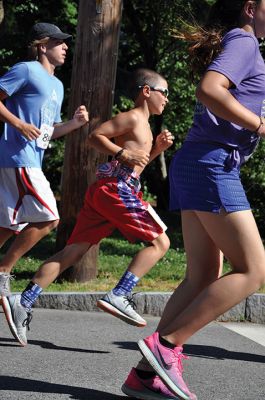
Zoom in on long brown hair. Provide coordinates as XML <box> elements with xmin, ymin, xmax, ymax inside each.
<box><xmin>174</xmin><ymin>0</ymin><xmax>259</xmax><ymax>79</ymax></box>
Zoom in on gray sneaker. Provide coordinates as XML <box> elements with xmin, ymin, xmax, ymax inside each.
<box><xmin>0</xmin><ymin>272</ymin><xmax>13</xmax><ymax>297</ymax></box>
<box><xmin>1</xmin><ymin>294</ymin><xmax>32</xmax><ymax>346</ymax></box>
<box><xmin>97</xmin><ymin>290</ymin><xmax>147</xmax><ymax>327</ymax></box>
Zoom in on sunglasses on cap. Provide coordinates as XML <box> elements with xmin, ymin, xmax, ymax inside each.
<box><xmin>138</xmin><ymin>85</ymin><xmax>169</xmax><ymax>98</ymax></box>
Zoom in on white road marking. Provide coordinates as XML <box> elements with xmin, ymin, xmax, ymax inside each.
<box><xmin>218</xmin><ymin>322</ymin><xmax>265</xmax><ymax>347</ymax></box>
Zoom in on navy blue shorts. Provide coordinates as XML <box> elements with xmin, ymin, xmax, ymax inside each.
<box><xmin>169</xmin><ymin>142</ymin><xmax>250</xmax><ymax>213</ymax></box>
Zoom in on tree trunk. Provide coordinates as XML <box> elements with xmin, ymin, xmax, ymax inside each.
<box><xmin>56</xmin><ymin>0</ymin><xmax>122</xmax><ymax>282</ymax></box>
<box><xmin>0</xmin><ymin>1</ymin><xmax>4</xmax><ymax>31</ymax></box>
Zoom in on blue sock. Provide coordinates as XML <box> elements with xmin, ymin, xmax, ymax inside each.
<box><xmin>20</xmin><ymin>281</ymin><xmax>43</xmax><ymax>311</ymax></box>
<box><xmin>113</xmin><ymin>271</ymin><xmax>139</xmax><ymax>296</ymax></box>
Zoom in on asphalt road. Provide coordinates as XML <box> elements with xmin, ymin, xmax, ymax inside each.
<box><xmin>0</xmin><ymin>309</ymin><xmax>264</xmax><ymax>400</ymax></box>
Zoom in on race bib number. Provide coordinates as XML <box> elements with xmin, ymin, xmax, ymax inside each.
<box><xmin>36</xmin><ymin>124</ymin><xmax>54</xmax><ymax>149</ymax></box>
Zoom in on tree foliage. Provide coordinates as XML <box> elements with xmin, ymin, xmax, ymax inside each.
<box><xmin>0</xmin><ymin>0</ymin><xmax>265</xmax><ymax>234</ymax></box>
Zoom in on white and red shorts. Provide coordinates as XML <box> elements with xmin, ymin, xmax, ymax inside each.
<box><xmin>0</xmin><ymin>167</ymin><xmax>59</xmax><ymax>232</ymax></box>
<box><xmin>68</xmin><ymin>161</ymin><xmax>167</xmax><ymax>245</ymax></box>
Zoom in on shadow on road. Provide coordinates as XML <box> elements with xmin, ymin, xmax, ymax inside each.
<box><xmin>0</xmin><ymin>376</ymin><xmax>126</xmax><ymax>399</ymax></box>
<box><xmin>0</xmin><ymin>337</ymin><xmax>109</xmax><ymax>354</ymax></box>
<box><xmin>112</xmin><ymin>341</ymin><xmax>138</xmax><ymax>351</ymax></box>
<box><xmin>184</xmin><ymin>344</ymin><xmax>265</xmax><ymax>364</ymax></box>
<box><xmin>112</xmin><ymin>340</ymin><xmax>265</xmax><ymax>364</ymax></box>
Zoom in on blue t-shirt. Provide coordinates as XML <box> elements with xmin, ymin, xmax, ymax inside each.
<box><xmin>186</xmin><ymin>29</ymin><xmax>265</xmax><ymax>166</ymax></box>
<box><xmin>0</xmin><ymin>61</ymin><xmax>64</xmax><ymax>168</ymax></box>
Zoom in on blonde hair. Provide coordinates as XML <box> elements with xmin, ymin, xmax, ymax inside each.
<box><xmin>27</xmin><ymin>37</ymin><xmax>49</xmax><ymax>61</ymax></box>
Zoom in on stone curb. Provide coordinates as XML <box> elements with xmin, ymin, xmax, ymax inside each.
<box><xmin>34</xmin><ymin>292</ymin><xmax>265</xmax><ymax>324</ymax></box>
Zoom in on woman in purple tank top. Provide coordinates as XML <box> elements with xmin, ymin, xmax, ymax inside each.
<box><xmin>122</xmin><ymin>2</ymin><xmax>265</xmax><ymax>400</ymax></box>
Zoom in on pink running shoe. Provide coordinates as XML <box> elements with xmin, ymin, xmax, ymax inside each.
<box><xmin>121</xmin><ymin>367</ymin><xmax>180</xmax><ymax>399</ymax></box>
<box><xmin>138</xmin><ymin>332</ymin><xmax>197</xmax><ymax>400</ymax></box>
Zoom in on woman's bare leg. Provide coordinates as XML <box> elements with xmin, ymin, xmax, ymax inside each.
<box><xmin>160</xmin><ymin>210</ymin><xmax>265</xmax><ymax>345</ymax></box>
<box><xmin>136</xmin><ymin>211</ymin><xmax>223</xmax><ymax>370</ymax></box>
<box><xmin>157</xmin><ymin>211</ymin><xmax>223</xmax><ymax>332</ymax></box>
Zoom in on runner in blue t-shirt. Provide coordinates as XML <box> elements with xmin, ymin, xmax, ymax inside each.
<box><xmin>123</xmin><ymin>2</ymin><xmax>265</xmax><ymax>400</ymax></box>
<box><xmin>0</xmin><ymin>23</ymin><xmax>88</xmax><ymax>300</ymax></box>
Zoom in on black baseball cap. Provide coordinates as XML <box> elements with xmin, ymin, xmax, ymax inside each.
<box><xmin>29</xmin><ymin>22</ymin><xmax>72</xmax><ymax>42</ymax></box>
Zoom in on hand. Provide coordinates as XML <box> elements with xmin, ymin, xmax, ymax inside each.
<box><xmin>120</xmin><ymin>148</ymin><xmax>150</xmax><ymax>168</ymax></box>
<box><xmin>18</xmin><ymin>122</ymin><xmax>41</xmax><ymax>140</ymax></box>
<box><xmin>154</xmin><ymin>129</ymin><xmax>174</xmax><ymax>152</ymax></box>
<box><xmin>73</xmin><ymin>105</ymin><xmax>89</xmax><ymax>128</ymax></box>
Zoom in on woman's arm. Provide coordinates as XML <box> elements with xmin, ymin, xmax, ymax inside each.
<box><xmin>196</xmin><ymin>71</ymin><xmax>261</xmax><ymax>132</ymax></box>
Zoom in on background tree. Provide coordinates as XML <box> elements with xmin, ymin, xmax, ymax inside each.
<box><xmin>57</xmin><ymin>0</ymin><xmax>123</xmax><ymax>282</ymax></box>
<box><xmin>0</xmin><ymin>1</ymin><xmax>3</xmax><ymax>27</ymax></box>
<box><xmin>0</xmin><ymin>0</ymin><xmax>264</xmax><ymax>257</ymax></box>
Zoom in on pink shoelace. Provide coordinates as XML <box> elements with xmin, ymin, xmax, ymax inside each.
<box><xmin>170</xmin><ymin>346</ymin><xmax>189</xmax><ymax>374</ymax></box>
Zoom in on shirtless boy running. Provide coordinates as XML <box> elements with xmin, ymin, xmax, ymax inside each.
<box><xmin>2</xmin><ymin>68</ymin><xmax>174</xmax><ymax>346</ymax></box>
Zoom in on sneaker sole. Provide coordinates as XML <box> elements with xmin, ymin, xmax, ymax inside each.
<box><xmin>1</xmin><ymin>297</ymin><xmax>27</xmax><ymax>347</ymax></box>
<box><xmin>121</xmin><ymin>383</ymin><xmax>177</xmax><ymax>400</ymax></box>
<box><xmin>138</xmin><ymin>339</ymin><xmax>190</xmax><ymax>400</ymax></box>
<box><xmin>121</xmin><ymin>383</ymin><xmax>176</xmax><ymax>400</ymax></box>
<box><xmin>97</xmin><ymin>299</ymin><xmax>147</xmax><ymax>327</ymax></box>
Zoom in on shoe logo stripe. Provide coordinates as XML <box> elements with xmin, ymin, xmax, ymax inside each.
<box><xmin>156</xmin><ymin>346</ymin><xmax>172</xmax><ymax>370</ymax></box>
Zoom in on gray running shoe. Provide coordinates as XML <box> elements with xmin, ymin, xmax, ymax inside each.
<box><xmin>97</xmin><ymin>290</ymin><xmax>147</xmax><ymax>327</ymax></box>
<box><xmin>0</xmin><ymin>272</ymin><xmax>13</xmax><ymax>297</ymax></box>
<box><xmin>1</xmin><ymin>294</ymin><xmax>32</xmax><ymax>346</ymax></box>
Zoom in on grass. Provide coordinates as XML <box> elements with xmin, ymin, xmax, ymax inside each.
<box><xmin>1</xmin><ymin>210</ymin><xmax>265</xmax><ymax>294</ymax></box>
<box><xmin>3</xmin><ymin>234</ymin><xmax>191</xmax><ymax>292</ymax></box>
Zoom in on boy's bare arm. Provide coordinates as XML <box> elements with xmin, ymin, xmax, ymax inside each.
<box><xmin>52</xmin><ymin>105</ymin><xmax>89</xmax><ymax>139</ymax></box>
<box><xmin>88</xmin><ymin>112</ymin><xmax>149</xmax><ymax>168</ymax></box>
<box><xmin>0</xmin><ymin>90</ymin><xmax>41</xmax><ymax>140</ymax></box>
<box><xmin>149</xmin><ymin>129</ymin><xmax>174</xmax><ymax>163</ymax></box>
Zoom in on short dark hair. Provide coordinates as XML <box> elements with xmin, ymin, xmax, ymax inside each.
<box><xmin>130</xmin><ymin>68</ymin><xmax>166</xmax><ymax>100</ymax></box>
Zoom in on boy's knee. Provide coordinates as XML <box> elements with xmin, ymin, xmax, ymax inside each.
<box><xmin>156</xmin><ymin>234</ymin><xmax>170</xmax><ymax>255</ymax></box>
<box><xmin>163</xmin><ymin>236</ymin><xmax>170</xmax><ymax>253</ymax></box>
<box><xmin>49</xmin><ymin>219</ymin><xmax>59</xmax><ymax>231</ymax></box>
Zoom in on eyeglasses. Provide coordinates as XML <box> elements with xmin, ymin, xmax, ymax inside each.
<box><xmin>138</xmin><ymin>85</ymin><xmax>169</xmax><ymax>98</ymax></box>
